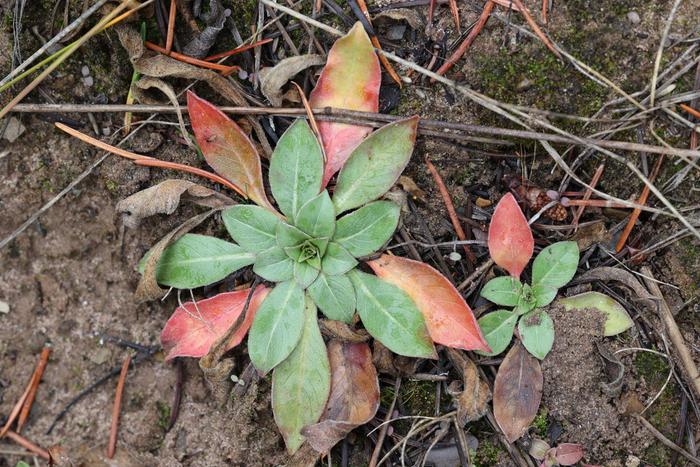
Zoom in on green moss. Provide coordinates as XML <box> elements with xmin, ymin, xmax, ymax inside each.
<box><xmin>634</xmin><ymin>352</ymin><xmax>669</xmax><ymax>387</ymax></box>
<box><xmin>474</xmin><ymin>440</ymin><xmax>502</xmax><ymax>467</ymax></box>
<box><xmin>156</xmin><ymin>400</ymin><xmax>171</xmax><ymax>431</ymax></box>
<box><xmin>105</xmin><ymin>179</ymin><xmax>119</xmax><ymax>193</ymax></box>
<box><xmin>532</xmin><ymin>408</ymin><xmax>548</xmax><ymax>437</ymax></box>
<box><xmin>400</xmin><ymin>380</ymin><xmax>436</xmax><ymax>417</ymax></box>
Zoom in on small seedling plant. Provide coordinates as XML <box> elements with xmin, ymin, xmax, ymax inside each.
<box><xmin>476</xmin><ymin>193</ymin><xmax>580</xmax><ymax>360</ymax></box>
<box><xmin>64</xmin><ymin>23</ymin><xmax>490</xmax><ymax>455</ymax></box>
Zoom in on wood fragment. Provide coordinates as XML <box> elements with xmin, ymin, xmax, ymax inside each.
<box><xmin>107</xmin><ymin>354</ymin><xmax>132</xmax><ymax>459</ymax></box>
<box><xmin>425</xmin><ymin>158</ymin><xmax>477</xmax><ymax>264</ymax></box>
<box><xmin>165</xmin><ymin>0</ymin><xmax>176</xmax><ymax>54</ymax></box>
<box><xmin>641</xmin><ymin>267</ymin><xmax>700</xmax><ymax>401</ymax></box>
<box><xmin>4</xmin><ymin>431</ymin><xmax>50</xmax><ymax>461</ymax></box>
<box><xmin>571</xmin><ymin>164</ymin><xmax>604</xmax><ymax>229</ymax></box>
<box><xmin>17</xmin><ymin>347</ymin><xmax>51</xmax><ymax>432</ymax></box>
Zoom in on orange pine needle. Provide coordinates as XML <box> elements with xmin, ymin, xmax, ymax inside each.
<box><xmin>17</xmin><ymin>347</ymin><xmax>51</xmax><ymax>432</ymax></box>
<box><xmin>541</xmin><ymin>0</ymin><xmax>548</xmax><ymax>24</ymax></box>
<box><xmin>0</xmin><ymin>379</ymin><xmax>32</xmax><ymax>438</ymax></box>
<box><xmin>510</xmin><ymin>0</ymin><xmax>560</xmax><ymax>58</ymax></box>
<box><xmin>615</xmin><ymin>155</ymin><xmax>665</xmax><ymax>252</ymax></box>
<box><xmin>448</xmin><ymin>0</ymin><xmax>461</xmax><ymax>33</ymax></box>
<box><xmin>433</xmin><ymin>1</ymin><xmax>495</xmax><ymax>80</ymax></box>
<box><xmin>425</xmin><ymin>158</ymin><xmax>477</xmax><ymax>264</ymax></box>
<box><xmin>489</xmin><ymin>0</ymin><xmax>523</xmax><ymax>11</ymax></box>
<box><xmin>428</xmin><ymin>0</ymin><xmax>437</xmax><ymax>23</ymax></box>
<box><xmin>204</xmin><ymin>38</ymin><xmax>274</xmax><ymax>61</ymax></box>
<box><xmin>5</xmin><ymin>430</ymin><xmax>50</xmax><ymax>460</ymax></box>
<box><xmin>107</xmin><ymin>354</ymin><xmax>131</xmax><ymax>459</ymax></box>
<box><xmin>571</xmin><ymin>164</ymin><xmax>604</xmax><ymax>228</ymax></box>
<box><xmin>165</xmin><ymin>0</ymin><xmax>176</xmax><ymax>54</ymax></box>
<box><xmin>354</xmin><ymin>0</ymin><xmax>403</xmax><ymax>88</ymax></box>
<box><xmin>144</xmin><ymin>41</ymin><xmax>239</xmax><ymax>73</ymax></box>
<box><xmin>680</xmin><ymin>103</ymin><xmax>700</xmax><ymax>120</ymax></box>
<box><xmin>55</xmin><ymin>122</ymin><xmax>153</xmax><ymax>161</ymax></box>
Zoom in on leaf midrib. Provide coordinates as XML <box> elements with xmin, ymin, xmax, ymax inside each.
<box><xmin>161</xmin><ymin>252</ymin><xmax>255</xmax><ymax>267</ymax></box>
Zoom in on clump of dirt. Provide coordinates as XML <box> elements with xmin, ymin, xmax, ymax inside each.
<box><xmin>541</xmin><ymin>305</ymin><xmax>652</xmax><ymax>463</ymax></box>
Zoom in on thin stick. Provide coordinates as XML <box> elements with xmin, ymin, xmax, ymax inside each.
<box><xmin>354</xmin><ymin>0</ymin><xmax>403</xmax><ymax>87</ymax></box>
<box><xmin>144</xmin><ymin>41</ymin><xmax>238</xmax><ymax>73</ymax></box>
<box><xmin>425</xmin><ymin>158</ymin><xmax>476</xmax><ymax>264</ymax></box>
<box><xmin>615</xmin><ymin>154</ymin><xmax>665</xmax><ymax>252</ymax></box>
<box><xmin>433</xmin><ymin>1</ymin><xmax>494</xmax><ymax>79</ymax></box>
<box><xmin>11</xmin><ymin>104</ymin><xmax>700</xmax><ymax>160</ymax></box>
<box><xmin>165</xmin><ymin>0</ymin><xmax>176</xmax><ymax>53</ymax></box>
<box><xmin>4</xmin><ymin>431</ymin><xmax>50</xmax><ymax>461</ymax></box>
<box><xmin>107</xmin><ymin>354</ymin><xmax>132</xmax><ymax>459</ymax></box>
<box><xmin>649</xmin><ymin>0</ymin><xmax>682</xmax><ymax>107</ymax></box>
<box><xmin>291</xmin><ymin>82</ymin><xmax>325</xmax><ymax>160</ymax></box>
<box><xmin>509</xmin><ymin>0</ymin><xmax>559</xmax><ymax>58</ymax></box>
<box><xmin>641</xmin><ymin>267</ymin><xmax>700</xmax><ymax>400</ymax></box>
<box><xmin>17</xmin><ymin>347</ymin><xmax>51</xmax><ymax>432</ymax></box>
<box><xmin>448</xmin><ymin>0</ymin><xmax>461</xmax><ymax>33</ymax></box>
<box><xmin>635</xmin><ymin>415</ymin><xmax>700</xmax><ymax>465</ymax></box>
<box><xmin>563</xmin><ymin>198</ymin><xmax>659</xmax><ymax>212</ymax></box>
<box><xmin>541</xmin><ymin>0</ymin><xmax>547</xmax><ymax>24</ymax></box>
<box><xmin>204</xmin><ymin>38</ymin><xmax>273</xmax><ymax>61</ymax></box>
<box><xmin>369</xmin><ymin>377</ymin><xmax>401</xmax><ymax>467</ymax></box>
<box><xmin>571</xmin><ymin>164</ymin><xmax>604</xmax><ymax>228</ymax></box>
<box><xmin>680</xmin><ymin>103</ymin><xmax>700</xmax><ymax>120</ymax></box>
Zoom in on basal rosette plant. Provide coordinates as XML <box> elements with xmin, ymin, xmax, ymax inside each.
<box><xmin>132</xmin><ymin>23</ymin><xmax>489</xmax><ymax>455</ymax></box>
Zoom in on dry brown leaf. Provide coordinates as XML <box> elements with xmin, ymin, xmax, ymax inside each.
<box><xmin>259</xmin><ymin>55</ymin><xmax>324</xmax><ymax>106</ymax></box>
<box><xmin>319</xmin><ymin>319</ymin><xmax>370</xmax><ymax>343</ymax></box>
<box><xmin>374</xmin><ymin>8</ymin><xmax>423</xmax><ymax>30</ymax></box>
<box><xmin>371</xmin><ymin>340</ymin><xmax>419</xmax><ymax>376</ymax></box>
<box><xmin>116</xmin><ymin>179</ymin><xmax>233</xmax><ymax>228</ymax></box>
<box><xmin>399</xmin><ymin>175</ymin><xmax>426</xmax><ymax>202</ymax></box>
<box><xmin>131</xmin><ymin>76</ymin><xmax>193</xmax><ymax>147</ymax></box>
<box><xmin>301</xmin><ymin>341</ymin><xmax>379</xmax><ymax>454</ymax></box>
<box><xmin>446</xmin><ymin>352</ymin><xmax>491</xmax><ymax>425</ymax></box>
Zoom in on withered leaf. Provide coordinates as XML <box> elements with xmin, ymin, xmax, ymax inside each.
<box><xmin>117</xmin><ymin>179</ymin><xmax>233</xmax><ymax>228</ymax></box>
<box><xmin>131</xmin><ymin>76</ymin><xmax>193</xmax><ymax>147</ymax></box>
<box><xmin>446</xmin><ymin>349</ymin><xmax>491</xmax><ymax>425</ymax></box>
<box><xmin>259</xmin><ymin>55</ymin><xmax>324</xmax><ymax>106</ymax></box>
<box><xmin>319</xmin><ymin>319</ymin><xmax>370</xmax><ymax>343</ymax></box>
<box><xmin>301</xmin><ymin>341</ymin><xmax>380</xmax><ymax>454</ymax></box>
<box><xmin>493</xmin><ymin>342</ymin><xmax>543</xmax><ymax>443</ymax></box>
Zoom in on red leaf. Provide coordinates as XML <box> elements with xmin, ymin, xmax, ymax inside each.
<box><xmin>301</xmin><ymin>340</ymin><xmax>380</xmax><ymax>453</ymax></box>
<box><xmin>186</xmin><ymin>91</ymin><xmax>276</xmax><ymax>212</ymax></box>
<box><xmin>493</xmin><ymin>342</ymin><xmax>543</xmax><ymax>442</ymax></box>
<box><xmin>160</xmin><ymin>286</ymin><xmax>269</xmax><ymax>361</ymax></box>
<box><xmin>367</xmin><ymin>255</ymin><xmax>490</xmax><ymax>352</ymax></box>
<box><xmin>555</xmin><ymin>443</ymin><xmax>585</xmax><ymax>466</ymax></box>
<box><xmin>309</xmin><ymin>22</ymin><xmax>381</xmax><ymax>187</ymax></box>
<box><xmin>488</xmin><ymin>193</ymin><xmax>534</xmax><ymax>278</ymax></box>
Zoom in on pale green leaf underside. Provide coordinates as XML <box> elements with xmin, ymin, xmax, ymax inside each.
<box><xmin>333</xmin><ymin>200</ymin><xmax>400</xmax><ymax>257</ymax></box>
<box><xmin>222</xmin><ymin>204</ymin><xmax>280</xmax><ymax>253</ymax></box>
<box><xmin>308</xmin><ymin>273</ymin><xmax>356</xmax><ymax>323</ymax></box>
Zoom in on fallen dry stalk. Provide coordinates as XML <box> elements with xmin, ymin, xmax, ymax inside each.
<box><xmin>107</xmin><ymin>354</ymin><xmax>132</xmax><ymax>459</ymax></box>
<box><xmin>641</xmin><ymin>267</ymin><xmax>700</xmax><ymax>400</ymax></box>
<box><xmin>4</xmin><ymin>430</ymin><xmax>50</xmax><ymax>461</ymax></box>
<box><xmin>17</xmin><ymin>347</ymin><xmax>51</xmax><ymax>432</ymax></box>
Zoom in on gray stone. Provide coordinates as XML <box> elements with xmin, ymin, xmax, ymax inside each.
<box><xmin>387</xmin><ymin>24</ymin><xmax>407</xmax><ymax>41</ymax></box>
<box><xmin>2</xmin><ymin>117</ymin><xmax>26</xmax><ymax>142</ymax></box>
<box><xmin>627</xmin><ymin>11</ymin><xmax>640</xmax><ymax>24</ymax></box>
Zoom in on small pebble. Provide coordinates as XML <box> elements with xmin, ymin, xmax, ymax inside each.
<box><xmin>83</xmin><ymin>76</ymin><xmax>94</xmax><ymax>87</ymax></box>
<box><xmin>0</xmin><ymin>300</ymin><xmax>9</xmax><ymax>314</ymax></box>
<box><xmin>2</xmin><ymin>117</ymin><xmax>26</xmax><ymax>143</ymax></box>
<box><xmin>415</xmin><ymin>89</ymin><xmax>426</xmax><ymax>99</ymax></box>
<box><xmin>387</xmin><ymin>24</ymin><xmax>407</xmax><ymax>41</ymax></box>
<box><xmin>81</xmin><ymin>65</ymin><xmax>90</xmax><ymax>77</ymax></box>
<box><xmin>516</xmin><ymin>77</ymin><xmax>533</xmax><ymax>92</ymax></box>
<box><xmin>448</xmin><ymin>252</ymin><xmax>462</xmax><ymax>262</ymax></box>
<box><xmin>626</xmin><ymin>11</ymin><xmax>640</xmax><ymax>24</ymax></box>
<box><xmin>102</xmin><ymin>127</ymin><xmax>111</xmax><ymax>137</ymax></box>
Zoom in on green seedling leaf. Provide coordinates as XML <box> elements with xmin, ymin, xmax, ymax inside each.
<box><xmin>187</xmin><ymin>92</ymin><xmax>275</xmax><ymax>211</ymax></box>
<box><xmin>481</xmin><ymin>277</ymin><xmax>523</xmax><ymax>307</ymax></box>
<box><xmin>348</xmin><ymin>269</ymin><xmax>436</xmax><ymax>358</ymax></box>
<box><xmin>321</xmin><ymin>242</ymin><xmax>358</xmax><ymax>276</ymax></box>
<box><xmin>294</xmin><ymin>261</ymin><xmax>320</xmax><ymax>288</ymax></box>
<box><xmin>559</xmin><ymin>292</ymin><xmax>633</xmax><ymax>336</ymax></box>
<box><xmin>475</xmin><ymin>310</ymin><xmax>517</xmax><ymax>357</ymax></box>
<box><xmin>140</xmin><ymin>233</ymin><xmax>255</xmax><ymax>289</ymax></box>
<box><xmin>277</xmin><ymin>222</ymin><xmax>311</xmax><ymax>251</ymax></box>
<box><xmin>532</xmin><ymin>241</ymin><xmax>579</xmax><ymax>292</ymax></box>
<box><xmin>308</xmin><ymin>273</ymin><xmax>356</xmax><ymax>323</ymax></box>
<box><xmin>518</xmin><ymin>310</ymin><xmax>554</xmax><ymax>360</ymax></box>
<box><xmin>515</xmin><ymin>283</ymin><xmax>538</xmax><ymax>314</ymax></box>
<box><xmin>368</xmin><ymin>255</ymin><xmax>490</xmax><ymax>352</ymax></box>
<box><xmin>272</xmin><ymin>295</ymin><xmax>331</xmax><ymax>454</ymax></box>
<box><xmin>161</xmin><ymin>286</ymin><xmax>269</xmax><ymax>360</ymax></box>
<box><xmin>493</xmin><ymin>342</ymin><xmax>543</xmax><ymax>443</ymax></box>
<box><xmin>253</xmin><ymin>246</ymin><xmax>294</xmax><ymax>282</ymax></box>
<box><xmin>249</xmin><ymin>281</ymin><xmax>306</xmax><ymax>374</ymax></box>
<box><xmin>269</xmin><ymin>119</ymin><xmax>324</xmax><ymax>222</ymax></box>
<box><xmin>222</xmin><ymin>204</ymin><xmax>280</xmax><ymax>253</ymax></box>
<box><xmin>309</xmin><ymin>22</ymin><xmax>381</xmax><ymax>187</ymax></box>
<box><xmin>295</xmin><ymin>190</ymin><xmax>336</xmax><ymax>239</ymax></box>
<box><xmin>531</xmin><ymin>285</ymin><xmax>558</xmax><ymax>308</ymax></box>
<box><xmin>488</xmin><ymin>193</ymin><xmax>534</xmax><ymax>278</ymax></box>
<box><xmin>333</xmin><ymin>200</ymin><xmax>400</xmax><ymax>257</ymax></box>
<box><xmin>332</xmin><ymin>117</ymin><xmax>419</xmax><ymax>214</ymax></box>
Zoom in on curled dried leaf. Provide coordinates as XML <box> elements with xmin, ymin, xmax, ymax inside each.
<box><xmin>319</xmin><ymin>319</ymin><xmax>370</xmax><ymax>343</ymax></box>
<box><xmin>260</xmin><ymin>55</ymin><xmax>324</xmax><ymax>106</ymax></box>
<box><xmin>446</xmin><ymin>351</ymin><xmax>491</xmax><ymax>425</ymax></box>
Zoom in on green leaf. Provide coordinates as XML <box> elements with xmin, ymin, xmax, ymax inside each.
<box><xmin>516</xmin><ymin>283</ymin><xmax>539</xmax><ymax>312</ymax></box>
<box><xmin>277</xmin><ymin>222</ymin><xmax>311</xmax><ymax>251</ymax></box>
<box><xmin>253</xmin><ymin>246</ymin><xmax>294</xmax><ymax>282</ymax></box>
<box><xmin>518</xmin><ymin>310</ymin><xmax>554</xmax><ymax>360</ymax></box>
<box><xmin>475</xmin><ymin>310</ymin><xmax>517</xmax><ymax>357</ymax></box>
<box><xmin>333</xmin><ymin>201</ymin><xmax>400</xmax><ymax>257</ymax></box>
<box><xmin>332</xmin><ymin>117</ymin><xmax>418</xmax><ymax>214</ymax></box>
<box><xmin>481</xmin><ymin>277</ymin><xmax>523</xmax><ymax>307</ymax></box>
<box><xmin>295</xmin><ymin>190</ymin><xmax>335</xmax><ymax>239</ymax></box>
<box><xmin>294</xmin><ymin>261</ymin><xmax>320</xmax><ymax>288</ymax></box>
<box><xmin>531</xmin><ymin>285</ymin><xmax>558</xmax><ymax>307</ymax></box>
<box><xmin>269</xmin><ymin>119</ymin><xmax>324</xmax><ymax>221</ymax></box>
<box><xmin>249</xmin><ymin>281</ymin><xmax>306</xmax><ymax>375</ymax></box>
<box><xmin>272</xmin><ymin>295</ymin><xmax>331</xmax><ymax>454</ymax></box>
<box><xmin>222</xmin><ymin>205</ymin><xmax>280</xmax><ymax>253</ymax></box>
<box><xmin>559</xmin><ymin>292</ymin><xmax>634</xmax><ymax>336</ymax></box>
<box><xmin>348</xmin><ymin>269</ymin><xmax>435</xmax><ymax>358</ymax></box>
<box><xmin>532</xmin><ymin>241</ymin><xmax>579</xmax><ymax>291</ymax></box>
<box><xmin>321</xmin><ymin>242</ymin><xmax>358</xmax><ymax>275</ymax></box>
<box><xmin>141</xmin><ymin>234</ymin><xmax>254</xmax><ymax>289</ymax></box>
<box><xmin>307</xmin><ymin>273</ymin><xmax>356</xmax><ymax>323</ymax></box>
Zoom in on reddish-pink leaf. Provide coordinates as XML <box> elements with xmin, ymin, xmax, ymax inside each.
<box><xmin>187</xmin><ymin>91</ymin><xmax>276</xmax><ymax>212</ymax></box>
<box><xmin>493</xmin><ymin>342</ymin><xmax>543</xmax><ymax>443</ymax></box>
<box><xmin>309</xmin><ymin>22</ymin><xmax>381</xmax><ymax>187</ymax></box>
<box><xmin>367</xmin><ymin>255</ymin><xmax>490</xmax><ymax>352</ymax></box>
<box><xmin>160</xmin><ymin>286</ymin><xmax>269</xmax><ymax>361</ymax></box>
<box><xmin>301</xmin><ymin>340</ymin><xmax>380</xmax><ymax>453</ymax></box>
<box><xmin>555</xmin><ymin>443</ymin><xmax>585</xmax><ymax>466</ymax></box>
<box><xmin>488</xmin><ymin>192</ymin><xmax>534</xmax><ymax>278</ymax></box>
